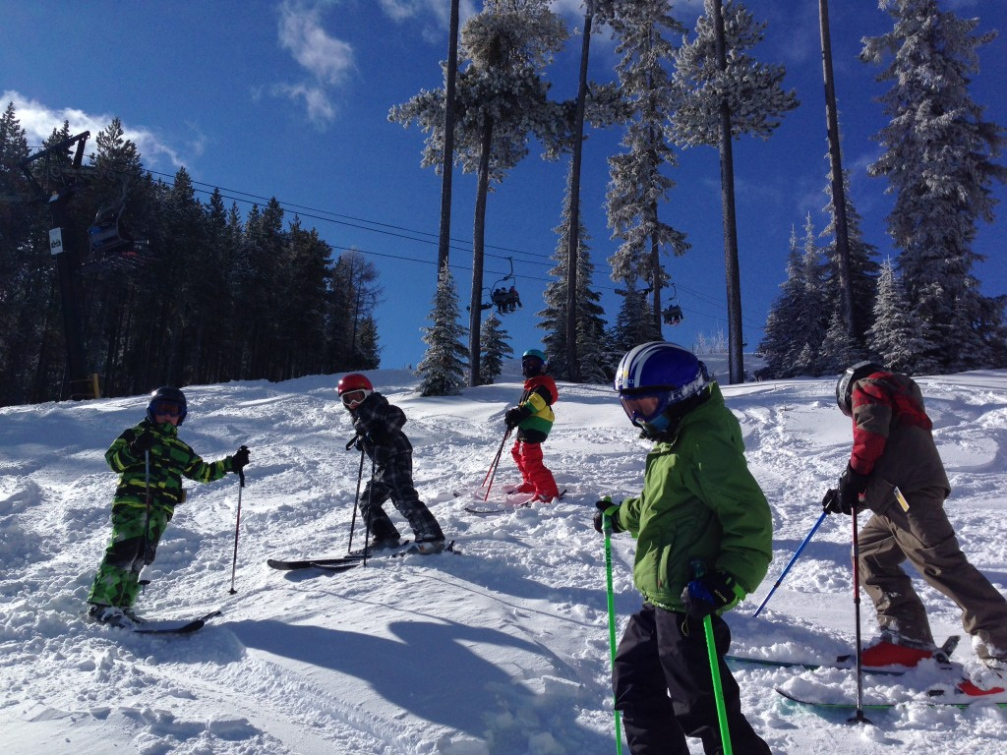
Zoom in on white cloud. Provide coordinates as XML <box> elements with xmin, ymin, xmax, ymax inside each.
<box><xmin>271</xmin><ymin>82</ymin><xmax>337</xmax><ymax>126</ymax></box>
<box><xmin>2</xmin><ymin>89</ymin><xmax>186</xmax><ymax>169</ymax></box>
<box><xmin>377</xmin><ymin>0</ymin><xmax>477</xmax><ymax>26</ymax></box>
<box><xmin>279</xmin><ymin>1</ymin><xmax>355</xmax><ymax>86</ymax></box>
<box><xmin>274</xmin><ymin>0</ymin><xmax>356</xmax><ymax>126</ymax></box>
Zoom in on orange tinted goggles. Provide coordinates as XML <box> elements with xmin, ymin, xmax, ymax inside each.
<box><xmin>619</xmin><ymin>393</ymin><xmax>667</xmax><ymax>423</ymax></box>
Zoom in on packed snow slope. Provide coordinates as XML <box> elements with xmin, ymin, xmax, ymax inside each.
<box><xmin>3</xmin><ymin>360</ymin><xmax>1007</xmax><ymax>755</ymax></box>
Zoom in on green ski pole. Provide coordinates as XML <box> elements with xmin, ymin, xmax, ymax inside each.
<box><xmin>702</xmin><ymin>615</ymin><xmax>733</xmax><ymax>755</ymax></box>
<box><xmin>602</xmin><ymin>513</ymin><xmax>624</xmax><ymax>755</ymax></box>
<box><xmin>691</xmin><ymin>559</ymin><xmax>732</xmax><ymax>755</ymax></box>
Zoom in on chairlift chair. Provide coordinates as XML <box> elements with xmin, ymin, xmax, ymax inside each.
<box><xmin>662</xmin><ymin>304</ymin><xmax>684</xmax><ymax>326</ymax></box>
<box><xmin>85</xmin><ymin>198</ymin><xmax>150</xmax><ymax>270</ymax></box>
<box><xmin>486</xmin><ymin>257</ymin><xmax>521</xmax><ymax>315</ymax></box>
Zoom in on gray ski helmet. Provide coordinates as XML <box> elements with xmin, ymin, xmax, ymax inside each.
<box><xmin>147</xmin><ymin>386</ymin><xmax>187</xmax><ymax>425</ymax></box>
<box><xmin>836</xmin><ymin>361</ymin><xmax>884</xmax><ymax>417</ymax></box>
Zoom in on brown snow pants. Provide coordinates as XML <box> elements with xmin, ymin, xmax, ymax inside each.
<box><xmin>858</xmin><ymin>486</ymin><xmax>1007</xmax><ymax>659</ymax></box>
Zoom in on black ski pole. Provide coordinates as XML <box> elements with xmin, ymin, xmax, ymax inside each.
<box><xmin>228</xmin><ymin>465</ymin><xmax>246</xmax><ymax>595</ymax></box>
<box><xmin>346</xmin><ymin>443</ymin><xmax>366</xmax><ymax>555</ymax></box>
<box><xmin>362</xmin><ymin>454</ymin><xmax>375</xmax><ymax>567</ymax></box>
<box><xmin>848</xmin><ymin>507</ymin><xmax>871</xmax><ymax>725</ymax></box>
<box><xmin>143</xmin><ymin>450</ymin><xmax>152</xmax><ymax>566</ymax></box>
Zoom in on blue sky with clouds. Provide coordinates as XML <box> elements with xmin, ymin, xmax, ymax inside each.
<box><xmin>2</xmin><ymin>0</ymin><xmax>1005</xmax><ymax>372</ymax></box>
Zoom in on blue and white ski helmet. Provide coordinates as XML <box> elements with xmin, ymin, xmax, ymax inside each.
<box><xmin>614</xmin><ymin>342</ymin><xmax>709</xmax><ymax>432</ymax></box>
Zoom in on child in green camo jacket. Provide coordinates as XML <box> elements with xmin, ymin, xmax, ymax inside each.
<box><xmin>86</xmin><ymin>386</ymin><xmax>249</xmax><ymax>628</ymax></box>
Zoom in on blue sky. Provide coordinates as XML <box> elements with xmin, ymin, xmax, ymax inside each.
<box><xmin>2</xmin><ymin>0</ymin><xmax>1005</xmax><ymax>372</ymax></box>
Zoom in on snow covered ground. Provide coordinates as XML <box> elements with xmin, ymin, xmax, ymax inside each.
<box><xmin>2</xmin><ymin>358</ymin><xmax>1007</xmax><ymax>754</ymax></box>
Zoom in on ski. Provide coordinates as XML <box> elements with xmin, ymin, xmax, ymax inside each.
<box><xmin>268</xmin><ymin>555</ymin><xmax>378</xmax><ymax>571</ymax></box>
<box><xmin>268</xmin><ymin>540</ymin><xmax>457</xmax><ymax>572</ymax></box>
<box><xmin>466</xmin><ymin>489</ymin><xmax>566</xmax><ymax>515</ymax></box>
<box><xmin>728</xmin><ymin>635</ymin><xmax>960</xmax><ymax>676</ymax></box>
<box><xmin>775</xmin><ymin>685</ymin><xmax>1007</xmax><ymax>711</ymax></box>
<box><xmin>132</xmin><ymin>610</ymin><xmax>223</xmax><ymax>635</ymax></box>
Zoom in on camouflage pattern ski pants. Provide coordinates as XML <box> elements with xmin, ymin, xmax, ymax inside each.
<box><xmin>87</xmin><ymin>505</ymin><xmax>169</xmax><ymax>608</ymax></box>
<box><xmin>361</xmin><ymin>451</ymin><xmax>443</xmax><ymax>542</ymax></box>
<box><xmin>859</xmin><ymin>485</ymin><xmax>1007</xmax><ymax>659</ymax></box>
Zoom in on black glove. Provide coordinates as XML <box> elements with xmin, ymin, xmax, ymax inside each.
<box><xmin>346</xmin><ymin>434</ymin><xmax>361</xmax><ymax>451</ymax></box>
<box><xmin>231</xmin><ymin>445</ymin><xmax>250</xmax><ymax>473</ymax></box>
<box><xmin>838</xmin><ymin>464</ymin><xmax>869</xmax><ymax>514</ymax></box>
<box><xmin>130</xmin><ymin>431</ymin><xmax>155</xmax><ymax>456</ymax></box>
<box><xmin>681</xmin><ymin>570</ymin><xmax>740</xmax><ymax>619</ymax></box>
<box><xmin>822</xmin><ymin>488</ymin><xmax>846</xmax><ymax>515</ymax></box>
<box><xmin>505</xmin><ymin>407</ymin><xmax>529</xmax><ymax>429</ymax></box>
<box><xmin>593</xmin><ymin>499</ymin><xmax>622</xmax><ymax>534</ymax></box>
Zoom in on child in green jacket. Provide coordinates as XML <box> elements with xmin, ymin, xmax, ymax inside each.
<box><xmin>87</xmin><ymin>386</ymin><xmax>249</xmax><ymax>628</ymax></box>
<box><xmin>595</xmin><ymin>342</ymin><xmax>773</xmax><ymax>755</ymax></box>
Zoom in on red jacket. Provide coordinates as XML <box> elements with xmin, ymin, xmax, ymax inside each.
<box><xmin>849</xmin><ymin>371</ymin><xmax>950</xmax><ymax>513</ymax></box>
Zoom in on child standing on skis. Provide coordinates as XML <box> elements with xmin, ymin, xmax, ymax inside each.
<box><xmin>87</xmin><ymin>386</ymin><xmax>250</xmax><ymax>628</ymax></box>
<box><xmin>338</xmin><ymin>373</ymin><xmax>446</xmax><ymax>554</ymax></box>
<box><xmin>596</xmin><ymin>342</ymin><xmax>773</xmax><ymax>755</ymax></box>
<box><xmin>504</xmin><ymin>349</ymin><xmax>560</xmax><ymax>503</ymax></box>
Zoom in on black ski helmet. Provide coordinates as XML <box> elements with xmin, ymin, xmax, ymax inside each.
<box><xmin>836</xmin><ymin>361</ymin><xmax>885</xmax><ymax>417</ymax></box>
<box><xmin>147</xmin><ymin>386</ymin><xmax>188</xmax><ymax>425</ymax></box>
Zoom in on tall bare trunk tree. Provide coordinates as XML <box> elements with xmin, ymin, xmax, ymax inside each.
<box><xmin>670</xmin><ymin>0</ymin><xmax>797</xmax><ymax>383</ymax></box>
<box><xmin>390</xmin><ymin>0</ymin><xmax>569</xmax><ymax>387</ymax></box>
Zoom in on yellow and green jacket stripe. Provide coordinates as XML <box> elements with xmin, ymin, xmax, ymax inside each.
<box><xmin>515</xmin><ymin>375</ymin><xmax>558</xmax><ymax>442</ymax></box>
<box><xmin>105</xmin><ymin>419</ymin><xmax>235</xmax><ymax>516</ymax></box>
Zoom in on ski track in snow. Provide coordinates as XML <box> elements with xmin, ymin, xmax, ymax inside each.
<box><xmin>3</xmin><ymin>362</ymin><xmax>1007</xmax><ymax>754</ymax></box>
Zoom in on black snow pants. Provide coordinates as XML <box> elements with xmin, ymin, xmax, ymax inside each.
<box><xmin>612</xmin><ymin>603</ymin><xmax>772</xmax><ymax>755</ymax></box>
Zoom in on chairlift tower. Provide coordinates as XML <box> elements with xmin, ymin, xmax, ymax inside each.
<box><xmin>20</xmin><ymin>131</ymin><xmax>100</xmax><ymax>400</ymax></box>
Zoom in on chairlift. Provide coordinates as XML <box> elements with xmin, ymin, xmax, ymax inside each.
<box><xmin>662</xmin><ymin>304</ymin><xmax>684</xmax><ymax>326</ymax></box>
<box><xmin>662</xmin><ymin>283</ymin><xmax>683</xmax><ymax>325</ymax></box>
<box><xmin>84</xmin><ymin>192</ymin><xmax>151</xmax><ymax>272</ymax></box>
<box><xmin>485</xmin><ymin>258</ymin><xmax>522</xmax><ymax>315</ymax></box>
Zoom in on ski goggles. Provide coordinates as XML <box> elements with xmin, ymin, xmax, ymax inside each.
<box><xmin>152</xmin><ymin>401</ymin><xmax>183</xmax><ymax>418</ymax></box>
<box><xmin>340</xmin><ymin>389</ymin><xmax>371</xmax><ymax>409</ymax></box>
<box><xmin>619</xmin><ymin>392</ymin><xmax>671</xmax><ymax>425</ymax></box>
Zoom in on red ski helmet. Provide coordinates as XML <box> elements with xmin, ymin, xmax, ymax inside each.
<box><xmin>337</xmin><ymin>373</ymin><xmax>373</xmax><ymax>410</ymax></box>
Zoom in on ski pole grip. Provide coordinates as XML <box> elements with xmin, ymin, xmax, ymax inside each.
<box><xmin>690</xmin><ymin>558</ymin><xmax>707</xmax><ymax>580</ymax></box>
<box><xmin>238</xmin><ymin>469</ymin><xmax>245</xmax><ymax>487</ymax></box>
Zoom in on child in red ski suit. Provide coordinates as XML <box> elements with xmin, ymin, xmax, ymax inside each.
<box><xmin>504</xmin><ymin>349</ymin><xmax>560</xmax><ymax>503</ymax></box>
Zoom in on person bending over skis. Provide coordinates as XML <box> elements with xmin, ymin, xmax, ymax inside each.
<box><xmin>338</xmin><ymin>373</ymin><xmax>446</xmax><ymax>554</ymax></box>
<box><xmin>825</xmin><ymin>361</ymin><xmax>1007</xmax><ymax>670</ymax></box>
<box><xmin>87</xmin><ymin>386</ymin><xmax>249</xmax><ymax>628</ymax></box>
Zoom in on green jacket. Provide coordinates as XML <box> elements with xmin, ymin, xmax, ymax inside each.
<box><xmin>613</xmin><ymin>384</ymin><xmax>773</xmax><ymax>613</ymax></box>
<box><xmin>105</xmin><ymin>419</ymin><xmax>235</xmax><ymax>517</ymax></box>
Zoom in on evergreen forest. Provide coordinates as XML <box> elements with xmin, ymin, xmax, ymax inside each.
<box><xmin>2</xmin><ymin>0</ymin><xmax>1005</xmax><ymax>407</ymax></box>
